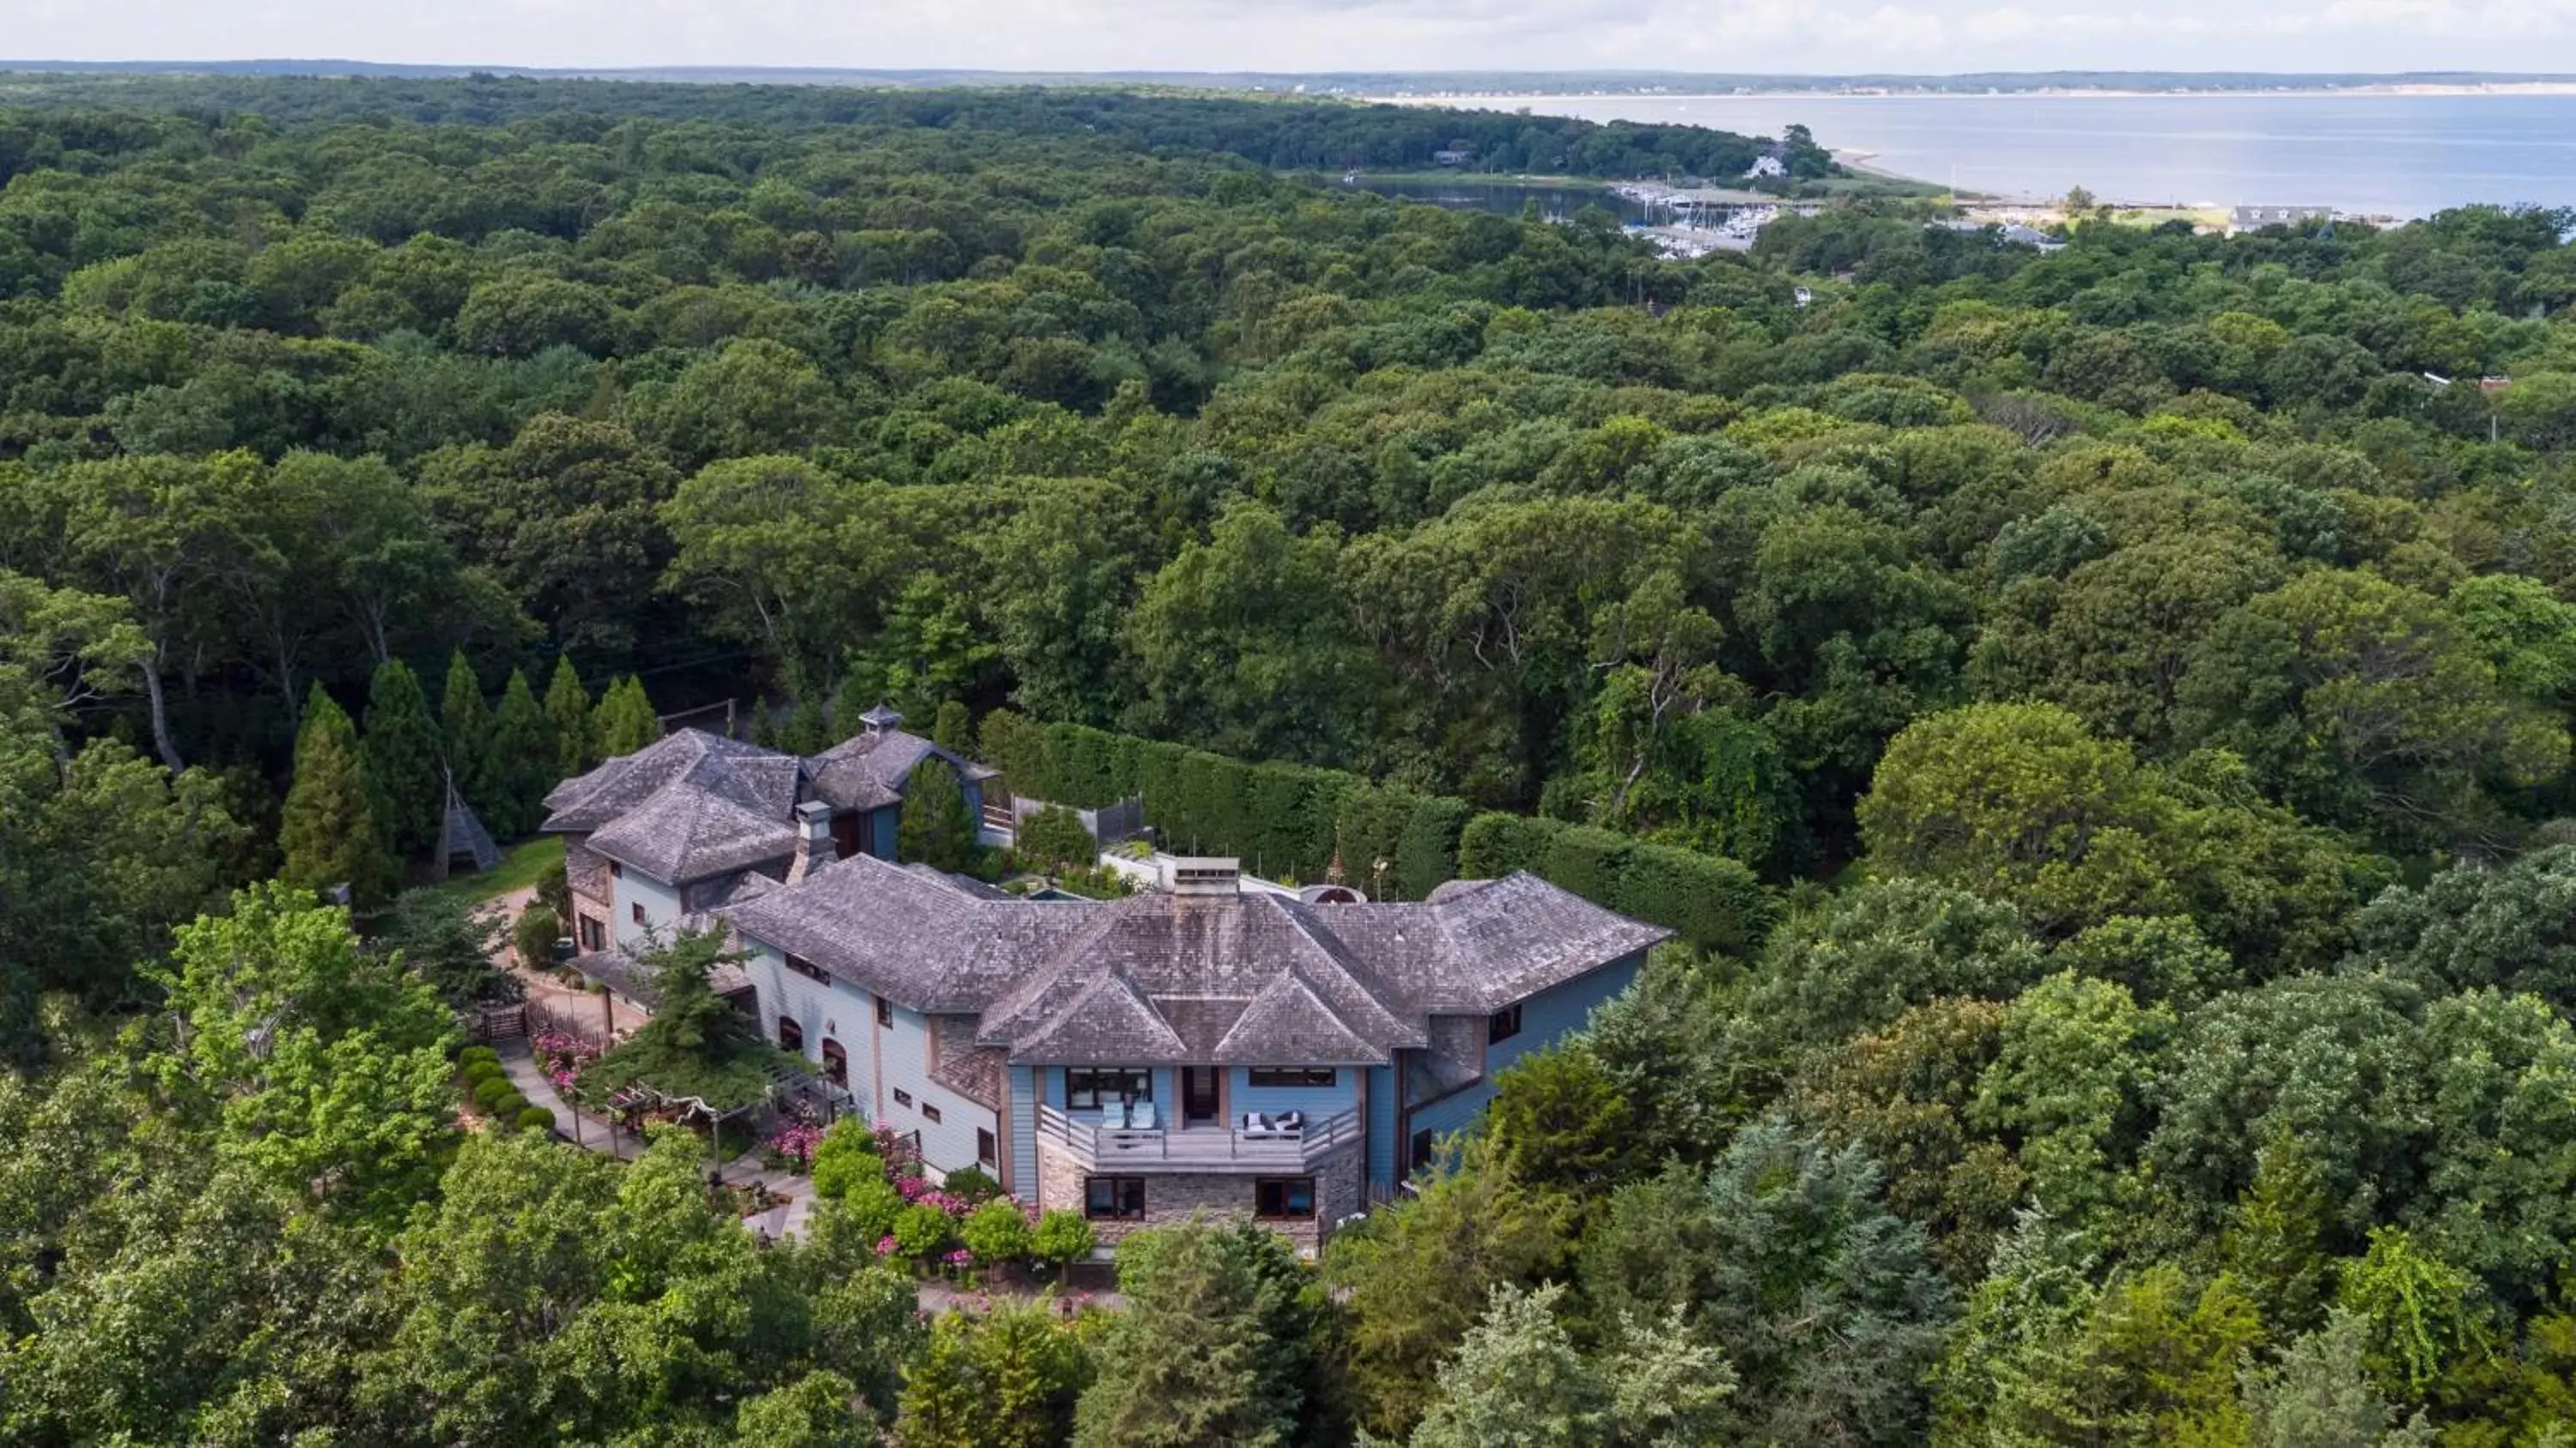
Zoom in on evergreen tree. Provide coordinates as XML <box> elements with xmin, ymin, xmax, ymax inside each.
<box><xmin>440</xmin><ymin>649</ymin><xmax>492</xmax><ymax>816</ymax></box>
<box><xmin>279</xmin><ymin>684</ymin><xmax>392</xmax><ymax>905</ymax></box>
<box><xmin>933</xmin><ymin>698</ymin><xmax>974</xmax><ymax>757</ymax></box>
<box><xmin>779</xmin><ymin>695</ymin><xmax>828</xmax><ymax>756</ymax></box>
<box><xmin>592</xmin><ymin>675</ymin><xmax>663</xmax><ymax>758</ymax></box>
<box><xmin>361</xmin><ymin>658</ymin><xmax>444</xmax><ymax>857</ymax></box>
<box><xmin>486</xmin><ymin>669</ymin><xmax>553</xmax><ymax>838</ymax></box>
<box><xmin>543</xmin><ymin>654</ymin><xmax>592</xmax><ymax>780</ymax></box>
<box><xmin>898</xmin><ymin>759</ymin><xmax>981</xmax><ymax>873</ymax></box>
<box><xmin>1072</xmin><ymin>1220</ymin><xmax>1300</xmax><ymax>1448</ymax></box>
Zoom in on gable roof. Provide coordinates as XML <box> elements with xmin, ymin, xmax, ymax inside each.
<box><xmin>803</xmin><ymin>728</ymin><xmax>998</xmax><ymax>814</ymax></box>
<box><xmin>716</xmin><ymin>857</ymin><xmax>1669</xmax><ymax>1067</ymax></box>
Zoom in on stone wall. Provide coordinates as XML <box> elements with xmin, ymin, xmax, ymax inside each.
<box><xmin>1034</xmin><ymin>1139</ymin><xmax>1364</xmax><ymax>1256</ymax></box>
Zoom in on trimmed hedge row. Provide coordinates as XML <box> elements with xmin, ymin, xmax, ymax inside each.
<box><xmin>1459</xmin><ymin>813</ymin><xmax>1775</xmax><ymax>953</ymax></box>
<box><xmin>979</xmin><ymin>709</ymin><xmax>1771</xmax><ymax>941</ymax></box>
<box><xmin>980</xmin><ymin>711</ymin><xmax>1465</xmax><ymax>897</ymax></box>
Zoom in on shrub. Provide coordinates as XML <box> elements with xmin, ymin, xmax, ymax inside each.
<box><xmin>810</xmin><ymin>1118</ymin><xmax>881</xmax><ymax>1201</ymax></box>
<box><xmin>1335</xmin><ymin>784</ymin><xmax>1419</xmax><ymax>898</ymax></box>
<box><xmin>1613</xmin><ymin>839</ymin><xmax>1774</xmax><ymax>954</ymax></box>
<box><xmin>894</xmin><ymin>1202</ymin><xmax>956</xmax><ymax>1262</ymax></box>
<box><xmin>462</xmin><ymin>1059</ymin><xmax>504</xmax><ymax>1087</ymax></box>
<box><xmin>516</xmin><ymin>1105</ymin><xmax>558</xmax><ymax>1134</ymax></box>
<box><xmin>845</xmin><ymin>1177</ymin><xmax>907</xmax><ymax>1242</ymax></box>
<box><xmin>474</xmin><ymin>1074</ymin><xmax>519</xmax><ymax>1112</ymax></box>
<box><xmin>458</xmin><ymin>1044</ymin><xmax>500</xmax><ymax>1070</ymax></box>
<box><xmin>1032</xmin><ymin>1208</ymin><xmax>1097</xmax><ymax>1281</ymax></box>
<box><xmin>1540</xmin><ymin>824</ymin><xmax>1631</xmax><ymax>906</ymax></box>
<box><xmin>962</xmin><ymin>1198</ymin><xmax>1035</xmax><ymax>1269</ymax></box>
<box><xmin>942</xmin><ymin>1166</ymin><xmax>1005</xmax><ymax>1206</ymax></box>
<box><xmin>513</xmin><ymin>903</ymin><xmax>562</xmax><ymax>967</ymax></box>
<box><xmin>1018</xmin><ymin>804</ymin><xmax>1097</xmax><ymax>871</ymax></box>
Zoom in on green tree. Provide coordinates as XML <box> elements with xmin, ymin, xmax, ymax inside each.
<box><xmin>543</xmin><ymin>654</ymin><xmax>593</xmax><ymax>779</ymax></box>
<box><xmin>279</xmin><ymin>684</ymin><xmax>393</xmax><ymax>905</ymax></box>
<box><xmin>592</xmin><ymin>673</ymin><xmax>663</xmax><ymax>758</ymax></box>
<box><xmin>1073</xmin><ymin>1220</ymin><xmax>1301</xmax><ymax>1448</ymax></box>
<box><xmin>896</xmin><ymin>1303</ymin><xmax>1090</xmax><ymax>1448</ymax></box>
<box><xmin>1971</xmin><ymin>971</ymin><xmax>2171</xmax><ymax>1231</ymax></box>
<box><xmin>586</xmin><ymin>928</ymin><xmax>792</xmax><ymax>1111</ymax></box>
<box><xmin>484</xmin><ymin>667</ymin><xmax>553</xmax><ymax>838</ymax></box>
<box><xmin>1486</xmin><ymin>1046</ymin><xmax>1640</xmax><ymax>1199</ymax></box>
<box><xmin>898</xmin><ymin>759</ymin><xmax>982</xmax><ymax>873</ymax></box>
<box><xmin>1017</xmin><ymin>804</ymin><xmax>1097</xmax><ymax>872</ymax></box>
<box><xmin>361</xmin><ymin>658</ymin><xmax>445</xmax><ymax>856</ymax></box>
<box><xmin>440</xmin><ymin>648</ymin><xmax>492</xmax><ymax>814</ymax></box>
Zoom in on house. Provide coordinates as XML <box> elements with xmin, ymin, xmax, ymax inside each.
<box><xmin>2230</xmin><ymin>204</ymin><xmax>2333</xmax><ymax>233</ymax></box>
<box><xmin>539</xmin><ymin>704</ymin><xmax>993</xmax><ymax>982</ymax></box>
<box><xmin>1744</xmin><ymin>154</ymin><xmax>1788</xmax><ymax>179</ymax></box>
<box><xmin>715</xmin><ymin>852</ymin><xmax>1668</xmax><ymax>1252</ymax></box>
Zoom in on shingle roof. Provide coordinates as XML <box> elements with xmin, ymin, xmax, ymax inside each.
<box><xmin>568</xmin><ymin>946</ymin><xmax>754</xmax><ymax>1007</ymax></box>
<box><xmin>544</xmin><ymin>725</ymin><xmax>990</xmax><ymax>885</ymax></box>
<box><xmin>714</xmin><ymin>857</ymin><xmax>1668</xmax><ymax>1067</ymax></box>
<box><xmin>803</xmin><ymin>728</ymin><xmax>998</xmax><ymax>814</ymax></box>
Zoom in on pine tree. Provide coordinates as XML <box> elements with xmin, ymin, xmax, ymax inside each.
<box><xmin>543</xmin><ymin>654</ymin><xmax>592</xmax><ymax>780</ymax></box>
<box><xmin>933</xmin><ymin>698</ymin><xmax>974</xmax><ymax>757</ymax></box>
<box><xmin>487</xmin><ymin>669</ymin><xmax>554</xmax><ymax>838</ymax></box>
<box><xmin>280</xmin><ymin>684</ymin><xmax>392</xmax><ymax>905</ymax></box>
<box><xmin>779</xmin><ymin>695</ymin><xmax>828</xmax><ymax>755</ymax></box>
<box><xmin>592</xmin><ymin>675</ymin><xmax>663</xmax><ymax>758</ymax></box>
<box><xmin>897</xmin><ymin>759</ymin><xmax>981</xmax><ymax>873</ymax></box>
<box><xmin>361</xmin><ymin>658</ymin><xmax>444</xmax><ymax>857</ymax></box>
<box><xmin>440</xmin><ymin>649</ymin><xmax>493</xmax><ymax>816</ymax></box>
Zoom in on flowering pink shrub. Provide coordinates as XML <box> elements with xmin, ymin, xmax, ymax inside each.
<box><xmin>532</xmin><ymin>1031</ymin><xmax>599</xmax><ymax>1085</ymax></box>
<box><xmin>764</xmin><ymin>1100</ymin><xmax>824</xmax><ymax>1168</ymax></box>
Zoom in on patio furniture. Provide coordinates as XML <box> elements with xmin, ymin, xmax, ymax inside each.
<box><xmin>1128</xmin><ymin>1100</ymin><xmax>1157</xmax><ymax>1131</ymax></box>
<box><xmin>1102</xmin><ymin>1101</ymin><xmax>1128</xmax><ymax>1130</ymax></box>
<box><xmin>1276</xmin><ymin>1110</ymin><xmax>1305</xmax><ymax>1135</ymax></box>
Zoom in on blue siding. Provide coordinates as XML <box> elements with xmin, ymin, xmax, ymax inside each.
<box><xmin>1366</xmin><ymin>1065</ymin><xmax>1398</xmax><ymax>1192</ymax></box>
<box><xmin>1230</xmin><ymin>1068</ymin><xmax>1360</xmax><ymax>1123</ymax></box>
<box><xmin>1007</xmin><ymin>1065</ymin><xmax>1038</xmax><ymax>1196</ymax></box>
<box><xmin>1402</xmin><ymin>949</ymin><xmax>1648</xmax><ymax>1176</ymax></box>
<box><xmin>866</xmin><ymin>806</ymin><xmax>901</xmax><ymax>861</ymax></box>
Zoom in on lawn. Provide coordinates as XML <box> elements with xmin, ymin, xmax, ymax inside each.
<box><xmin>412</xmin><ymin>836</ymin><xmax>563</xmax><ymax>909</ymax></box>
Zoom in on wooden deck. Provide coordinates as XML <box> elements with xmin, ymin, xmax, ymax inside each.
<box><xmin>1035</xmin><ymin>1103</ymin><xmax>1361</xmax><ymax>1172</ymax></box>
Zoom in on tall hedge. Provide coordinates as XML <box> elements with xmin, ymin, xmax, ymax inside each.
<box><xmin>1334</xmin><ymin>785</ymin><xmax>1418</xmax><ymax>898</ymax></box>
<box><xmin>1457</xmin><ymin>811</ymin><xmax>1771</xmax><ymax>953</ymax></box>
<box><xmin>1394</xmin><ymin>795</ymin><xmax>1471</xmax><ymax>902</ymax></box>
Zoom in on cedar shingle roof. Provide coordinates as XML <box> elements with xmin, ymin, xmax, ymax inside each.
<box><xmin>543</xmin><ymin>724</ymin><xmax>986</xmax><ymax>885</ymax></box>
<box><xmin>715</xmin><ymin>854</ymin><xmax>1668</xmax><ymax>1067</ymax></box>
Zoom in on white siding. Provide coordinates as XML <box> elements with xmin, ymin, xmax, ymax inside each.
<box><xmin>611</xmin><ymin>868</ymin><xmax>683</xmax><ymax>948</ymax></box>
<box><xmin>877</xmin><ymin>1001</ymin><xmax>1000</xmax><ymax>1180</ymax></box>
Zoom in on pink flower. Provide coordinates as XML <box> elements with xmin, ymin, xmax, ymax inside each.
<box><xmin>876</xmin><ymin>1236</ymin><xmax>899</xmax><ymax>1256</ymax></box>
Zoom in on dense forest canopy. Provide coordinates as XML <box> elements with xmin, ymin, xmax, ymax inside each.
<box><xmin>9</xmin><ymin>74</ymin><xmax>2576</xmax><ymax>1445</ymax></box>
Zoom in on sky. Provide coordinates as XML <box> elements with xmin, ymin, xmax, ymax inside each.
<box><xmin>7</xmin><ymin>0</ymin><xmax>2576</xmax><ymax>77</ymax></box>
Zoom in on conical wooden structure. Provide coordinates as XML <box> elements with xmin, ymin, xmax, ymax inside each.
<box><xmin>434</xmin><ymin>770</ymin><xmax>501</xmax><ymax>879</ymax></box>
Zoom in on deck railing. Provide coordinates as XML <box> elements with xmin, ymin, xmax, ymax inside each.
<box><xmin>1034</xmin><ymin>1102</ymin><xmax>1361</xmax><ymax>1170</ymax></box>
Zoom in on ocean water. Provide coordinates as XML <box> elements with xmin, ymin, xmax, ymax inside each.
<box><xmin>1416</xmin><ymin>93</ymin><xmax>2576</xmax><ymax>218</ymax></box>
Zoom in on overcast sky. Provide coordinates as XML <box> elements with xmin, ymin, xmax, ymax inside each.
<box><xmin>7</xmin><ymin>0</ymin><xmax>2576</xmax><ymax>76</ymax></box>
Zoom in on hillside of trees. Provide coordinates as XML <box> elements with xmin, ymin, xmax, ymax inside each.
<box><xmin>9</xmin><ymin>75</ymin><xmax>2576</xmax><ymax>1445</ymax></box>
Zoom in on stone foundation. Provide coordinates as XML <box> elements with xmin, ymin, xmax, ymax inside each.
<box><xmin>1034</xmin><ymin>1139</ymin><xmax>1364</xmax><ymax>1256</ymax></box>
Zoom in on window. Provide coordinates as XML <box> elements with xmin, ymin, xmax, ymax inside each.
<box><xmin>821</xmin><ymin>1038</ymin><xmax>848</xmax><ymax>1088</ymax></box>
<box><xmin>1488</xmin><ymin>1002</ymin><xmax>1523</xmax><ymax>1043</ymax></box>
<box><xmin>1084</xmin><ymin>1176</ymin><xmax>1145</xmax><ymax>1220</ymax></box>
<box><xmin>578</xmin><ymin>916</ymin><xmax>605</xmax><ymax>952</ymax></box>
<box><xmin>893</xmin><ymin>1087</ymin><xmax>914</xmax><ymax>1109</ymax></box>
<box><xmin>1255</xmin><ymin>1177</ymin><xmax>1316</xmax><ymax>1220</ymax></box>
<box><xmin>875</xmin><ymin>996</ymin><xmax>894</xmax><ymax>1029</ymax></box>
<box><xmin>609</xmin><ymin>861</ymin><xmax>623</xmax><ymax>879</ymax></box>
<box><xmin>1066</xmin><ymin>1068</ymin><xmax>1154</xmax><ymax>1110</ymax></box>
<box><xmin>922</xmin><ymin>1102</ymin><xmax>943</xmax><ymax>1124</ymax></box>
<box><xmin>785</xmin><ymin>954</ymin><xmax>831</xmax><ymax>985</ymax></box>
<box><xmin>1411</xmin><ymin>1129</ymin><xmax>1437</xmax><ymax>1171</ymax></box>
<box><xmin>631</xmin><ymin>902</ymin><xmax>648</xmax><ymax>927</ymax></box>
<box><xmin>778</xmin><ymin>1017</ymin><xmax>805</xmax><ymax>1052</ymax></box>
<box><xmin>1247</xmin><ymin>1068</ymin><xmax>1337</xmax><ymax>1088</ymax></box>
<box><xmin>977</xmin><ymin>1128</ymin><xmax>998</xmax><ymax>1166</ymax></box>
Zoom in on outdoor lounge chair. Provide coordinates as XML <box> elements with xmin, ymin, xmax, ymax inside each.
<box><xmin>1240</xmin><ymin>1111</ymin><xmax>1278</xmax><ymax>1137</ymax></box>
<box><xmin>1128</xmin><ymin>1100</ymin><xmax>1157</xmax><ymax>1131</ymax></box>
<box><xmin>1102</xmin><ymin>1101</ymin><xmax>1129</xmax><ymax>1130</ymax></box>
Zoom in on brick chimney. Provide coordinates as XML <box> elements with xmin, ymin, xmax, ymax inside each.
<box><xmin>787</xmin><ymin>800</ymin><xmax>833</xmax><ymax>885</ymax></box>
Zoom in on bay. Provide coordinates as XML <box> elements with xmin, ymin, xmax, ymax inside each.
<box><xmin>1405</xmin><ymin>92</ymin><xmax>2576</xmax><ymax>219</ymax></box>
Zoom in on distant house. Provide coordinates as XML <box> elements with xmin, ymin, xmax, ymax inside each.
<box><xmin>2231</xmin><ymin>204</ymin><xmax>2333</xmax><ymax>232</ymax></box>
<box><xmin>1997</xmin><ymin>222</ymin><xmax>2068</xmax><ymax>253</ymax></box>
<box><xmin>717</xmin><ymin>854</ymin><xmax>1667</xmax><ymax>1251</ymax></box>
<box><xmin>1744</xmin><ymin>154</ymin><xmax>1788</xmax><ymax>179</ymax></box>
<box><xmin>1431</xmin><ymin>142</ymin><xmax>1473</xmax><ymax>167</ymax></box>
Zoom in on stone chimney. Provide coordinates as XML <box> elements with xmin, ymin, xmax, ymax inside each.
<box><xmin>787</xmin><ymin>800</ymin><xmax>833</xmax><ymax>885</ymax></box>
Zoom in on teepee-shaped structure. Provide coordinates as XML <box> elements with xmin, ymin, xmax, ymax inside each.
<box><xmin>434</xmin><ymin>770</ymin><xmax>501</xmax><ymax>879</ymax></box>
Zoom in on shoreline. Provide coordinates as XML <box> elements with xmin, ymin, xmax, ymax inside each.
<box><xmin>1375</xmin><ymin>83</ymin><xmax>2576</xmax><ymax>102</ymax></box>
